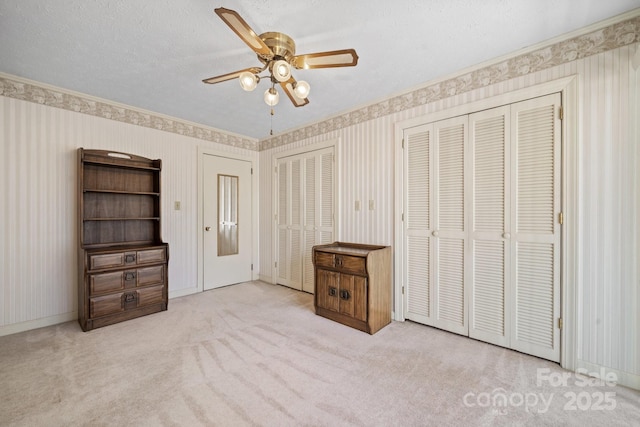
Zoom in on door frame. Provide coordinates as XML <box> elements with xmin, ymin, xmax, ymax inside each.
<box><xmin>394</xmin><ymin>75</ymin><xmax>578</xmax><ymax>370</ymax></box>
<box><xmin>197</xmin><ymin>147</ymin><xmax>259</xmax><ymax>292</ymax></box>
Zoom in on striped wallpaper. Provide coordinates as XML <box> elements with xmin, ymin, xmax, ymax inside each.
<box><xmin>1</xmin><ymin>13</ymin><xmax>638</xmax><ymax>389</ymax></box>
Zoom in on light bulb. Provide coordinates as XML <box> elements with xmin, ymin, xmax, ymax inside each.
<box><xmin>264</xmin><ymin>87</ymin><xmax>279</xmax><ymax>106</ymax></box>
<box><xmin>239</xmin><ymin>72</ymin><xmax>257</xmax><ymax>91</ymax></box>
<box><xmin>293</xmin><ymin>80</ymin><xmax>310</xmax><ymax>98</ymax></box>
<box><xmin>272</xmin><ymin>60</ymin><xmax>291</xmax><ymax>82</ymax></box>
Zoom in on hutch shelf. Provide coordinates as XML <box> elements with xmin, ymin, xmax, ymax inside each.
<box><xmin>77</xmin><ymin>148</ymin><xmax>168</xmax><ymax>331</ymax></box>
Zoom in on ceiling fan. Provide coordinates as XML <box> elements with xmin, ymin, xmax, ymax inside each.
<box><xmin>203</xmin><ymin>7</ymin><xmax>359</xmax><ymax>108</ymax></box>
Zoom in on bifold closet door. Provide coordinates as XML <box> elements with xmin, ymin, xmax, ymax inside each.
<box><xmin>276</xmin><ymin>157</ymin><xmax>302</xmax><ymax>290</ymax></box>
<box><xmin>468</xmin><ymin>94</ymin><xmax>561</xmax><ymax>362</ymax></box>
<box><xmin>403</xmin><ymin>116</ymin><xmax>468</xmax><ymax>336</ymax></box>
<box><xmin>469</xmin><ymin>106</ymin><xmax>511</xmax><ymax>347</ymax></box>
<box><xmin>276</xmin><ymin>148</ymin><xmax>334</xmax><ymax>293</ymax></box>
<box><xmin>403</xmin><ymin>124</ymin><xmax>434</xmax><ymax>326</ymax></box>
<box><xmin>509</xmin><ymin>94</ymin><xmax>561</xmax><ymax>362</ymax></box>
<box><xmin>432</xmin><ymin>116</ymin><xmax>468</xmax><ymax>336</ymax></box>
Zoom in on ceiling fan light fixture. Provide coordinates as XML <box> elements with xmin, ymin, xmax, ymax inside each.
<box><xmin>264</xmin><ymin>87</ymin><xmax>280</xmax><ymax>106</ymax></box>
<box><xmin>272</xmin><ymin>59</ymin><xmax>291</xmax><ymax>82</ymax></box>
<box><xmin>239</xmin><ymin>71</ymin><xmax>258</xmax><ymax>91</ymax></box>
<box><xmin>293</xmin><ymin>80</ymin><xmax>310</xmax><ymax>99</ymax></box>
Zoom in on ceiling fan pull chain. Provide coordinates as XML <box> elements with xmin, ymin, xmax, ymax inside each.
<box><xmin>270</xmin><ymin>108</ymin><xmax>274</xmax><ymax>135</ymax></box>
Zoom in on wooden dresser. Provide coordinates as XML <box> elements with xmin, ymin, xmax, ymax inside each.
<box><xmin>77</xmin><ymin>148</ymin><xmax>168</xmax><ymax>331</ymax></box>
<box><xmin>313</xmin><ymin>242</ymin><xmax>392</xmax><ymax>334</ymax></box>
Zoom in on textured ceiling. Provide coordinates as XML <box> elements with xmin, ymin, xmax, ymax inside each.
<box><xmin>1</xmin><ymin>0</ymin><xmax>639</xmax><ymax>139</ymax></box>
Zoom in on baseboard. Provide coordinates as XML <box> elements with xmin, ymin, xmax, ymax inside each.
<box><xmin>169</xmin><ymin>286</ymin><xmax>200</xmax><ymax>299</ymax></box>
<box><xmin>258</xmin><ymin>274</ymin><xmax>274</xmax><ymax>284</ymax></box>
<box><xmin>0</xmin><ymin>311</ymin><xmax>78</xmax><ymax>337</ymax></box>
<box><xmin>575</xmin><ymin>359</ymin><xmax>640</xmax><ymax>391</ymax></box>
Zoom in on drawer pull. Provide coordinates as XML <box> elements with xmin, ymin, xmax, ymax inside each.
<box><xmin>124</xmin><ymin>293</ymin><xmax>136</xmax><ymax>303</ymax></box>
<box><xmin>340</xmin><ymin>290</ymin><xmax>351</xmax><ymax>301</ymax></box>
<box><xmin>125</xmin><ymin>254</ymin><xmax>136</xmax><ymax>263</ymax></box>
<box><xmin>328</xmin><ymin>287</ymin><xmax>337</xmax><ymax>297</ymax></box>
<box><xmin>124</xmin><ymin>272</ymin><xmax>136</xmax><ymax>281</ymax></box>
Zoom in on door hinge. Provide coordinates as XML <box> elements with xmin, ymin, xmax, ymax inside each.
<box><xmin>251</xmin><ymin>263</ymin><xmax>253</xmax><ymax>271</ymax></box>
<box><xmin>275</xmin><ymin>261</ymin><xmax>278</xmax><ymax>268</ymax></box>
<box><xmin>402</xmin><ymin>286</ymin><xmax>405</xmax><ymax>295</ymax></box>
<box><xmin>275</xmin><ymin>166</ymin><xmax>277</xmax><ymax>173</ymax></box>
<box><xmin>558</xmin><ymin>318</ymin><xmax>563</xmax><ymax>329</ymax></box>
<box><xmin>558</xmin><ymin>212</ymin><xmax>564</xmax><ymax>225</ymax></box>
<box><xmin>401</xmin><ymin>213</ymin><xmax>404</xmax><ymax>221</ymax></box>
<box><xmin>559</xmin><ymin>106</ymin><xmax>564</xmax><ymax>120</ymax></box>
<box><xmin>402</xmin><ymin>138</ymin><xmax>405</xmax><ymax>149</ymax></box>
<box><xmin>251</xmin><ymin>168</ymin><xmax>253</xmax><ymax>175</ymax></box>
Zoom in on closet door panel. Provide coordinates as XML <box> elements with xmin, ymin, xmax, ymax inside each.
<box><xmin>403</xmin><ymin>125</ymin><xmax>434</xmax><ymax>325</ymax></box>
<box><xmin>433</xmin><ymin>116</ymin><xmax>468</xmax><ymax>335</ymax></box>
<box><xmin>510</xmin><ymin>94</ymin><xmax>561</xmax><ymax>362</ymax></box>
<box><xmin>469</xmin><ymin>106</ymin><xmax>510</xmax><ymax>347</ymax></box>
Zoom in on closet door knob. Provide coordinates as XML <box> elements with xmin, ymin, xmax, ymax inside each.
<box><xmin>432</xmin><ymin>231</ymin><xmax>439</xmax><ymax>237</ymax></box>
<box><xmin>205</xmin><ymin>226</ymin><xmax>211</xmax><ymax>231</ymax></box>
<box><xmin>503</xmin><ymin>233</ymin><xmax>511</xmax><ymax>239</ymax></box>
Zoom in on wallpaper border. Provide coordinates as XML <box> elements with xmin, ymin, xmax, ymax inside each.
<box><xmin>0</xmin><ymin>14</ymin><xmax>638</xmax><ymax>152</ymax></box>
<box><xmin>260</xmin><ymin>14</ymin><xmax>640</xmax><ymax>150</ymax></box>
<box><xmin>0</xmin><ymin>75</ymin><xmax>258</xmax><ymax>151</ymax></box>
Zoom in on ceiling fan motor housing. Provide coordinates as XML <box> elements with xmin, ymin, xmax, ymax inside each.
<box><xmin>259</xmin><ymin>32</ymin><xmax>296</xmax><ymax>64</ymax></box>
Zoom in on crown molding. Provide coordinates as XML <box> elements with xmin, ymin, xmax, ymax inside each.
<box><xmin>259</xmin><ymin>10</ymin><xmax>640</xmax><ymax>151</ymax></box>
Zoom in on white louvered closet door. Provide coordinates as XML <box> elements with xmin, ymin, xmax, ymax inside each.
<box><xmin>276</xmin><ymin>157</ymin><xmax>302</xmax><ymax>290</ymax></box>
<box><xmin>433</xmin><ymin>116</ymin><xmax>469</xmax><ymax>336</ymax></box>
<box><xmin>403</xmin><ymin>124</ymin><xmax>434</xmax><ymax>325</ymax></box>
<box><xmin>509</xmin><ymin>94</ymin><xmax>561</xmax><ymax>362</ymax></box>
<box><xmin>469</xmin><ymin>106</ymin><xmax>511</xmax><ymax>347</ymax></box>
<box><xmin>302</xmin><ymin>149</ymin><xmax>335</xmax><ymax>293</ymax></box>
<box><xmin>276</xmin><ymin>148</ymin><xmax>334</xmax><ymax>293</ymax></box>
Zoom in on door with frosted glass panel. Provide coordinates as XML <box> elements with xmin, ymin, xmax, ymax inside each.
<box><xmin>203</xmin><ymin>154</ymin><xmax>252</xmax><ymax>290</ymax></box>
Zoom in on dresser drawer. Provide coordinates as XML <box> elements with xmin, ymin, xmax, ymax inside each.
<box><xmin>90</xmin><ymin>271</ymin><xmax>125</xmax><ymax>295</ymax></box>
<box><xmin>89</xmin><ymin>252</ymin><xmax>125</xmax><ymax>270</ymax></box>
<box><xmin>137</xmin><ymin>265</ymin><xmax>165</xmax><ymax>287</ymax></box>
<box><xmin>137</xmin><ymin>285</ymin><xmax>165</xmax><ymax>307</ymax></box>
<box><xmin>136</xmin><ymin>248</ymin><xmax>166</xmax><ymax>265</ymax></box>
<box><xmin>90</xmin><ymin>293</ymin><xmax>124</xmax><ymax>318</ymax></box>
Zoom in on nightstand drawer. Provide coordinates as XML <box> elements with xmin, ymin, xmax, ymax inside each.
<box><xmin>336</xmin><ymin>255</ymin><xmax>366</xmax><ymax>275</ymax></box>
<box><xmin>314</xmin><ymin>251</ymin><xmax>335</xmax><ymax>269</ymax></box>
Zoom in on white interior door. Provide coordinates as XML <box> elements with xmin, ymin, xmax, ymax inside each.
<box><xmin>203</xmin><ymin>154</ymin><xmax>252</xmax><ymax>290</ymax></box>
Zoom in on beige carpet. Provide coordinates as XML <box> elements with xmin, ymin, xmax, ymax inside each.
<box><xmin>1</xmin><ymin>281</ymin><xmax>639</xmax><ymax>426</ymax></box>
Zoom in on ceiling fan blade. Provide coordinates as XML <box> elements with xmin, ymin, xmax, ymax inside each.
<box><xmin>202</xmin><ymin>67</ymin><xmax>262</xmax><ymax>84</ymax></box>
<box><xmin>214</xmin><ymin>7</ymin><xmax>273</xmax><ymax>59</ymax></box>
<box><xmin>292</xmin><ymin>49</ymin><xmax>358</xmax><ymax>69</ymax></box>
<box><xmin>280</xmin><ymin>78</ymin><xmax>309</xmax><ymax>107</ymax></box>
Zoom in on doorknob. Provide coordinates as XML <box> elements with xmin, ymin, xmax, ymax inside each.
<box><xmin>205</xmin><ymin>226</ymin><xmax>211</xmax><ymax>231</ymax></box>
